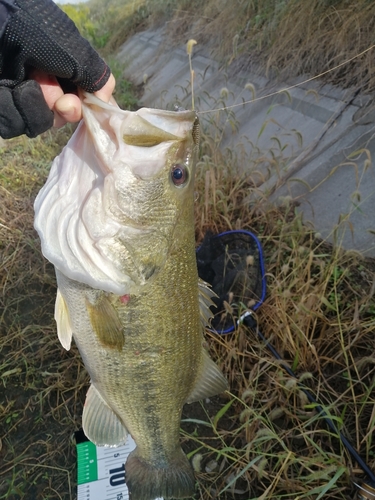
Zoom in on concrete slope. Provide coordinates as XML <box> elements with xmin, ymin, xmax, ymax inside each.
<box><xmin>118</xmin><ymin>29</ymin><xmax>375</xmax><ymax>257</ymax></box>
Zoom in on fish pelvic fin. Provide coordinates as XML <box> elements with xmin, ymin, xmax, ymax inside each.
<box><xmin>55</xmin><ymin>288</ymin><xmax>73</xmax><ymax>351</ymax></box>
<box><xmin>125</xmin><ymin>447</ymin><xmax>195</xmax><ymax>500</ymax></box>
<box><xmin>83</xmin><ymin>384</ymin><xmax>128</xmax><ymax>447</ymax></box>
<box><xmin>186</xmin><ymin>349</ymin><xmax>228</xmax><ymax>403</ymax></box>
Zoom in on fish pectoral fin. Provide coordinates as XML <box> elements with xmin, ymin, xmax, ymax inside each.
<box><xmin>86</xmin><ymin>295</ymin><xmax>124</xmax><ymax>351</ymax></box>
<box><xmin>82</xmin><ymin>384</ymin><xmax>128</xmax><ymax>447</ymax></box>
<box><xmin>186</xmin><ymin>349</ymin><xmax>228</xmax><ymax>403</ymax></box>
<box><xmin>54</xmin><ymin>288</ymin><xmax>73</xmax><ymax>351</ymax></box>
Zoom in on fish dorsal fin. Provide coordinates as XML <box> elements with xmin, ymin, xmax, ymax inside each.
<box><xmin>54</xmin><ymin>288</ymin><xmax>73</xmax><ymax>351</ymax></box>
<box><xmin>82</xmin><ymin>384</ymin><xmax>128</xmax><ymax>447</ymax></box>
<box><xmin>198</xmin><ymin>278</ymin><xmax>217</xmax><ymax>328</ymax></box>
<box><xmin>186</xmin><ymin>349</ymin><xmax>228</xmax><ymax>403</ymax></box>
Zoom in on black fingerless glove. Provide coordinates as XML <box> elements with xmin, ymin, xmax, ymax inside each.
<box><xmin>0</xmin><ymin>80</ymin><xmax>54</xmax><ymax>138</ymax></box>
<box><xmin>0</xmin><ymin>0</ymin><xmax>111</xmax><ymax>138</ymax></box>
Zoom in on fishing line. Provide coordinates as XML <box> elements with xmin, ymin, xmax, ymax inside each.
<box><xmin>194</xmin><ymin>43</ymin><xmax>375</xmax><ymax>116</ymax></box>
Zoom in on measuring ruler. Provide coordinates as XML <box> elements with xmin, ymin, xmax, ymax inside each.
<box><xmin>76</xmin><ymin>432</ymin><xmax>163</xmax><ymax>500</ymax></box>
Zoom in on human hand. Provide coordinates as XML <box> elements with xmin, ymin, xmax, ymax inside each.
<box><xmin>0</xmin><ymin>0</ymin><xmax>114</xmax><ymax>139</ymax></box>
<box><xmin>35</xmin><ymin>72</ymin><xmax>116</xmax><ymax>128</ymax></box>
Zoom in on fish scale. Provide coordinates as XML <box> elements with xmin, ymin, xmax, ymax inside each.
<box><xmin>34</xmin><ymin>94</ymin><xmax>227</xmax><ymax>500</ymax></box>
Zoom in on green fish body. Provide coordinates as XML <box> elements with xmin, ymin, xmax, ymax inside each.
<box><xmin>34</xmin><ymin>95</ymin><xmax>227</xmax><ymax>500</ymax></box>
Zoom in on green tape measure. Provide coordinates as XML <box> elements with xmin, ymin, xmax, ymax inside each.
<box><xmin>76</xmin><ymin>434</ymin><xmax>136</xmax><ymax>500</ymax></box>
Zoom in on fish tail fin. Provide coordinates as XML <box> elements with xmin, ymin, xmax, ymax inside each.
<box><xmin>125</xmin><ymin>447</ymin><xmax>195</xmax><ymax>500</ymax></box>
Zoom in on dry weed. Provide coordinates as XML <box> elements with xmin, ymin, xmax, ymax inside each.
<box><xmin>91</xmin><ymin>0</ymin><xmax>375</xmax><ymax>93</ymax></box>
<box><xmin>0</xmin><ymin>95</ymin><xmax>374</xmax><ymax>500</ymax></box>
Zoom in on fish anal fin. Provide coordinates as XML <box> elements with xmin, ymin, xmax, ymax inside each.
<box><xmin>54</xmin><ymin>288</ymin><xmax>73</xmax><ymax>351</ymax></box>
<box><xmin>82</xmin><ymin>384</ymin><xmax>128</xmax><ymax>447</ymax></box>
<box><xmin>186</xmin><ymin>349</ymin><xmax>228</xmax><ymax>403</ymax></box>
<box><xmin>86</xmin><ymin>295</ymin><xmax>124</xmax><ymax>351</ymax></box>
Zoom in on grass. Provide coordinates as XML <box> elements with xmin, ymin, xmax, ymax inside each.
<box><xmin>87</xmin><ymin>0</ymin><xmax>375</xmax><ymax>93</ymax></box>
<box><xmin>187</xmin><ymin>122</ymin><xmax>375</xmax><ymax>498</ymax></box>
<box><xmin>1</xmin><ymin>82</ymin><xmax>375</xmax><ymax>500</ymax></box>
<box><xmin>107</xmin><ymin>57</ymin><xmax>140</xmax><ymax>110</ymax></box>
<box><xmin>0</xmin><ymin>129</ymin><xmax>86</xmax><ymax>500</ymax></box>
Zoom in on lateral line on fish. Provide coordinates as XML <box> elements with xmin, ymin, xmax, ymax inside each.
<box><xmin>197</xmin><ymin>43</ymin><xmax>375</xmax><ymax>115</ymax></box>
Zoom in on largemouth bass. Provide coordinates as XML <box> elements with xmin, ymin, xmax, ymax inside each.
<box><xmin>34</xmin><ymin>95</ymin><xmax>227</xmax><ymax>500</ymax></box>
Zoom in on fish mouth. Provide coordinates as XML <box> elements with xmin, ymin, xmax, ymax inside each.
<box><xmin>82</xmin><ymin>93</ymin><xmax>198</xmax><ymax>138</ymax></box>
<box><xmin>35</xmin><ymin>94</ymin><xmax>199</xmax><ymax>296</ymax></box>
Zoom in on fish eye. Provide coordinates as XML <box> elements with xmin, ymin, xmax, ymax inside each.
<box><xmin>171</xmin><ymin>163</ymin><xmax>188</xmax><ymax>186</ymax></box>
